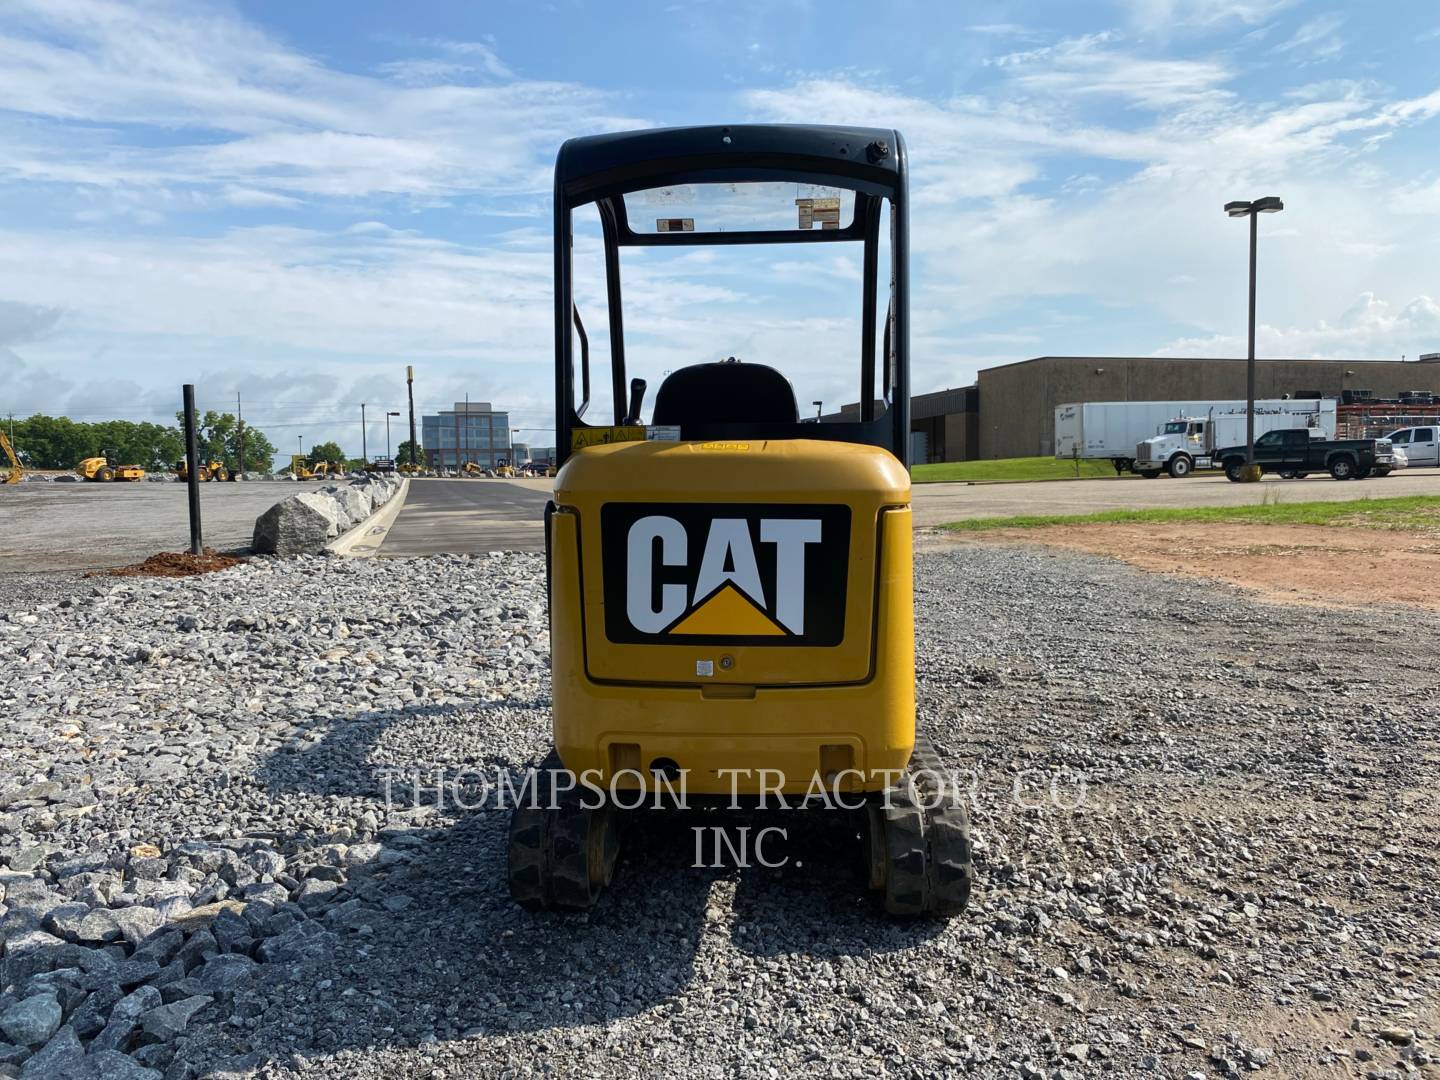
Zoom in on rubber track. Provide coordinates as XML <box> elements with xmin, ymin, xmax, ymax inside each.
<box><xmin>881</xmin><ymin>734</ymin><xmax>973</xmax><ymax>916</ymax></box>
<box><xmin>507</xmin><ymin>751</ymin><xmax>612</xmax><ymax>911</ymax></box>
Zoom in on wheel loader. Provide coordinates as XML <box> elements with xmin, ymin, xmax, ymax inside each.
<box><xmin>77</xmin><ymin>451</ymin><xmax>145</xmax><ymax>482</ymax></box>
<box><xmin>174</xmin><ymin>458</ymin><xmax>229</xmax><ymax>482</ymax></box>
<box><xmin>508</xmin><ymin>124</ymin><xmax>971</xmax><ymax>917</ymax></box>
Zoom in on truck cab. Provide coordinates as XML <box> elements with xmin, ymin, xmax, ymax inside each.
<box><xmin>1134</xmin><ymin>417</ymin><xmax>1212</xmax><ymax>478</ymax></box>
<box><xmin>1384</xmin><ymin>426</ymin><xmax>1437</xmax><ymax>467</ymax></box>
<box><xmin>1216</xmin><ymin>429</ymin><xmax>1395</xmax><ymax>481</ymax></box>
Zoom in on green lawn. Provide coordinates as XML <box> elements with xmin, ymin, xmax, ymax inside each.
<box><xmin>912</xmin><ymin>456</ymin><xmax>1119</xmax><ymax>483</ymax></box>
<box><xmin>944</xmin><ymin>494</ymin><xmax>1440</xmax><ymax>532</ymax></box>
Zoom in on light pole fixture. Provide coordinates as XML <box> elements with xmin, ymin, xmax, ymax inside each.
<box><xmin>813</xmin><ymin>400</ymin><xmax>823</xmax><ymax>420</ymax></box>
<box><xmin>1224</xmin><ymin>195</ymin><xmax>1284</xmax><ymax>471</ymax></box>
<box><xmin>386</xmin><ymin>411</ymin><xmax>400</xmax><ymax>459</ymax></box>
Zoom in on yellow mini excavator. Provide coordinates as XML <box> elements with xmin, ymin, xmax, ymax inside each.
<box><xmin>77</xmin><ymin>451</ymin><xmax>145</xmax><ymax>482</ymax></box>
<box><xmin>508</xmin><ymin>124</ymin><xmax>971</xmax><ymax>917</ymax></box>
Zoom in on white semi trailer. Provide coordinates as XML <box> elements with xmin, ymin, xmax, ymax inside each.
<box><xmin>1054</xmin><ymin>399</ymin><xmax>1337</xmax><ymax>477</ymax></box>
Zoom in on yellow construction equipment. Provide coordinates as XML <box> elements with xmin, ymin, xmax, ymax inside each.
<box><xmin>290</xmin><ymin>455</ymin><xmax>315</xmax><ymax>480</ymax></box>
<box><xmin>175</xmin><ymin>459</ymin><xmax>229</xmax><ymax>482</ymax></box>
<box><xmin>77</xmin><ymin>452</ymin><xmax>145</xmax><ymax>482</ymax></box>
<box><xmin>508</xmin><ymin>125</ymin><xmax>970</xmax><ymax>917</ymax></box>
<box><xmin>1</xmin><ymin>430</ymin><xmax>22</xmax><ymax>484</ymax></box>
<box><xmin>312</xmin><ymin>461</ymin><xmax>341</xmax><ymax>478</ymax></box>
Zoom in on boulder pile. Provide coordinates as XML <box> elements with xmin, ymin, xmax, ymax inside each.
<box><xmin>250</xmin><ymin>476</ymin><xmax>401</xmax><ymax>556</ymax></box>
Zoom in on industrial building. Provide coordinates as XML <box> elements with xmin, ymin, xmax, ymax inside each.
<box><xmin>420</xmin><ymin>401</ymin><xmax>512</xmax><ymax>469</ymax></box>
<box><xmin>842</xmin><ymin>354</ymin><xmax>1440</xmax><ymax>462</ymax></box>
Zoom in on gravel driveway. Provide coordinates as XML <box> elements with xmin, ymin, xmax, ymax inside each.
<box><xmin>1</xmin><ymin>547</ymin><xmax>1436</xmax><ymax>1078</ymax></box>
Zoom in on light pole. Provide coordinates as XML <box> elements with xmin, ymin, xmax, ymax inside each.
<box><xmin>297</xmin><ymin>434</ymin><xmax>303</xmax><ymax>458</ymax></box>
<box><xmin>813</xmin><ymin>400</ymin><xmax>823</xmax><ymax>420</ymax></box>
<box><xmin>360</xmin><ymin>403</ymin><xmax>367</xmax><ymax>464</ymax></box>
<box><xmin>386</xmin><ymin>411</ymin><xmax>400</xmax><ymax>459</ymax></box>
<box><xmin>1224</xmin><ymin>195</ymin><xmax>1284</xmax><ymax>470</ymax></box>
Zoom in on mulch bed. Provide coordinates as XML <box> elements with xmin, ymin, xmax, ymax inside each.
<box><xmin>90</xmin><ymin>548</ymin><xmax>247</xmax><ymax>578</ymax></box>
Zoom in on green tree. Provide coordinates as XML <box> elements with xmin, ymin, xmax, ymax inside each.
<box><xmin>232</xmin><ymin>424</ymin><xmax>278</xmax><ymax>474</ymax></box>
<box><xmin>13</xmin><ymin>414</ymin><xmax>95</xmax><ymax>469</ymax></box>
<box><xmin>173</xmin><ymin>410</ymin><xmax>280</xmax><ymax>472</ymax></box>
<box><xmin>395</xmin><ymin>439</ymin><xmax>422</xmax><ymax>466</ymax></box>
<box><xmin>307</xmin><ymin>441</ymin><xmax>346</xmax><ymax>466</ymax></box>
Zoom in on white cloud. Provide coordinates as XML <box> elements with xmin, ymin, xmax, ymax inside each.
<box><xmin>1</xmin><ymin>0</ymin><xmax>1438</xmax><ymax>430</ymax></box>
<box><xmin>1275</xmin><ymin>12</ymin><xmax>1345</xmax><ymax>60</ymax></box>
<box><xmin>0</xmin><ymin>0</ymin><xmax>643</xmax><ymax>203</ymax></box>
<box><xmin>1155</xmin><ymin>292</ymin><xmax>1440</xmax><ymax>358</ymax></box>
<box><xmin>1119</xmin><ymin>0</ymin><xmax>1298</xmax><ymax>31</ymax></box>
<box><xmin>990</xmin><ymin>32</ymin><xmax>1233</xmax><ymax>108</ymax></box>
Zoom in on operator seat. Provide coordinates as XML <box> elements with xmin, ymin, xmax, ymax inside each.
<box><xmin>651</xmin><ymin>359</ymin><xmax>799</xmax><ymax>425</ymax></box>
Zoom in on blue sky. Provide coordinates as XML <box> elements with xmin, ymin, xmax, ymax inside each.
<box><xmin>1</xmin><ymin>0</ymin><xmax>1439</xmax><ymax>461</ymax></box>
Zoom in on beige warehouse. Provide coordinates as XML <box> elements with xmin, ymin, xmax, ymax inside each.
<box><xmin>971</xmin><ymin>355</ymin><xmax>1440</xmax><ymax>460</ymax></box>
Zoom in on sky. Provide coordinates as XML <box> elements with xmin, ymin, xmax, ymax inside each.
<box><xmin>1</xmin><ymin>0</ymin><xmax>1439</xmax><ymax>462</ymax></box>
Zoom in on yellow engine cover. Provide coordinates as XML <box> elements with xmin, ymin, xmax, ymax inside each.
<box><xmin>549</xmin><ymin>438</ymin><xmax>915</xmax><ymax>795</ymax></box>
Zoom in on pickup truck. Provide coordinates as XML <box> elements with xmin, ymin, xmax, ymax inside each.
<box><xmin>1216</xmin><ymin>428</ymin><xmax>1396</xmax><ymax>481</ymax></box>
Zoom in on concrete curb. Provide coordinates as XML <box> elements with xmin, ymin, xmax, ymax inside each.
<box><xmin>327</xmin><ymin>478</ymin><xmax>411</xmax><ymax>558</ymax></box>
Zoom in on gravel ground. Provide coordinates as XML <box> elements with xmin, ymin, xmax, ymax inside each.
<box><xmin>1</xmin><ymin>546</ymin><xmax>1437</xmax><ymax>1079</ymax></box>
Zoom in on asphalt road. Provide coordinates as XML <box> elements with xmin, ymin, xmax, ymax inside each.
<box><xmin>0</xmin><ymin>480</ymin><xmax>291</xmax><ymax>573</ymax></box>
<box><xmin>380</xmin><ymin>478</ymin><xmax>550</xmax><ymax>555</ymax></box>
<box><xmin>378</xmin><ymin>469</ymin><xmax>1440</xmax><ymax>552</ymax></box>
<box><xmin>6</xmin><ymin>468</ymin><xmax>1438</xmax><ymax>572</ymax></box>
<box><xmin>910</xmin><ymin>467</ymin><xmax>1440</xmax><ymax>525</ymax></box>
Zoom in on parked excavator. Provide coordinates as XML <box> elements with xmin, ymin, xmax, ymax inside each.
<box><xmin>1</xmin><ymin>430</ymin><xmax>22</xmax><ymax>484</ymax></box>
<box><xmin>509</xmin><ymin>124</ymin><xmax>971</xmax><ymax>918</ymax></box>
<box><xmin>77</xmin><ymin>451</ymin><xmax>145</xmax><ymax>482</ymax></box>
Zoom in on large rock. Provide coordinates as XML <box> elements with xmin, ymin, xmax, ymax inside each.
<box><xmin>327</xmin><ymin>485</ymin><xmax>374</xmax><ymax>530</ymax></box>
<box><xmin>251</xmin><ymin>492</ymin><xmax>342</xmax><ymax>555</ymax></box>
<box><xmin>0</xmin><ymin>993</ymin><xmax>62</xmax><ymax>1047</ymax></box>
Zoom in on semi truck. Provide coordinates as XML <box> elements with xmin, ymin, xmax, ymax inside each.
<box><xmin>1054</xmin><ymin>398</ymin><xmax>1337</xmax><ymax>477</ymax></box>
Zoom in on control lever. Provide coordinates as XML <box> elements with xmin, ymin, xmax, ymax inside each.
<box><xmin>623</xmin><ymin>378</ymin><xmax>647</xmax><ymax>425</ymax></box>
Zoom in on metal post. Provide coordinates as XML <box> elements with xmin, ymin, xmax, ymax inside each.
<box><xmin>1246</xmin><ymin>210</ymin><xmax>1257</xmax><ymax>466</ymax></box>
<box><xmin>181</xmin><ymin>385</ymin><xmax>203</xmax><ymax>555</ymax></box>
<box><xmin>407</xmin><ymin>365</ymin><xmax>417</xmax><ymax>468</ymax></box>
<box><xmin>236</xmin><ymin>392</ymin><xmax>245</xmax><ymax>477</ymax></box>
<box><xmin>360</xmin><ymin>403</ymin><xmax>367</xmax><ymax>465</ymax></box>
<box><xmin>463</xmin><ymin>392</ymin><xmax>468</xmax><ymax>467</ymax></box>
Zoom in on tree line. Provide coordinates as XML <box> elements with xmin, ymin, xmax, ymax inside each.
<box><xmin>7</xmin><ymin>412</ymin><xmax>279</xmax><ymax>472</ymax></box>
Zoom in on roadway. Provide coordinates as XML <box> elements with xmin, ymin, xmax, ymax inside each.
<box><xmin>909</xmin><ymin>468</ymin><xmax>1440</xmax><ymax>525</ymax></box>
<box><xmin>376</xmin><ymin>469</ymin><xmax>1440</xmax><ymax>555</ymax></box>
<box><xmin>379</xmin><ymin>478</ymin><xmax>551</xmax><ymax>555</ymax></box>
<box><xmin>8</xmin><ymin>470</ymin><xmax>1433</xmax><ymax>574</ymax></box>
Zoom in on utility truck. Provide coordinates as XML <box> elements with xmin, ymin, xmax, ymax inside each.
<box><xmin>1054</xmin><ymin>399</ymin><xmax>1336</xmax><ymax>477</ymax></box>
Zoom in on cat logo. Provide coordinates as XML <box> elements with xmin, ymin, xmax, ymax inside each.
<box><xmin>601</xmin><ymin>504</ymin><xmax>850</xmax><ymax>646</ymax></box>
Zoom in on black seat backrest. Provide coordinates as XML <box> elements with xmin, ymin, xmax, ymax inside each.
<box><xmin>652</xmin><ymin>362</ymin><xmax>798</xmax><ymax>426</ymax></box>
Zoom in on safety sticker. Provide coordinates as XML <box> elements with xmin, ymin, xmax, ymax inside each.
<box><xmin>571</xmin><ymin>426</ymin><xmax>645</xmax><ymax>450</ymax></box>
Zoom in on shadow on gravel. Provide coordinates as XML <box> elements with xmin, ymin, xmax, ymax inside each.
<box><xmin>214</xmin><ymin>702</ymin><xmax>946</xmax><ymax>1066</ymax></box>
